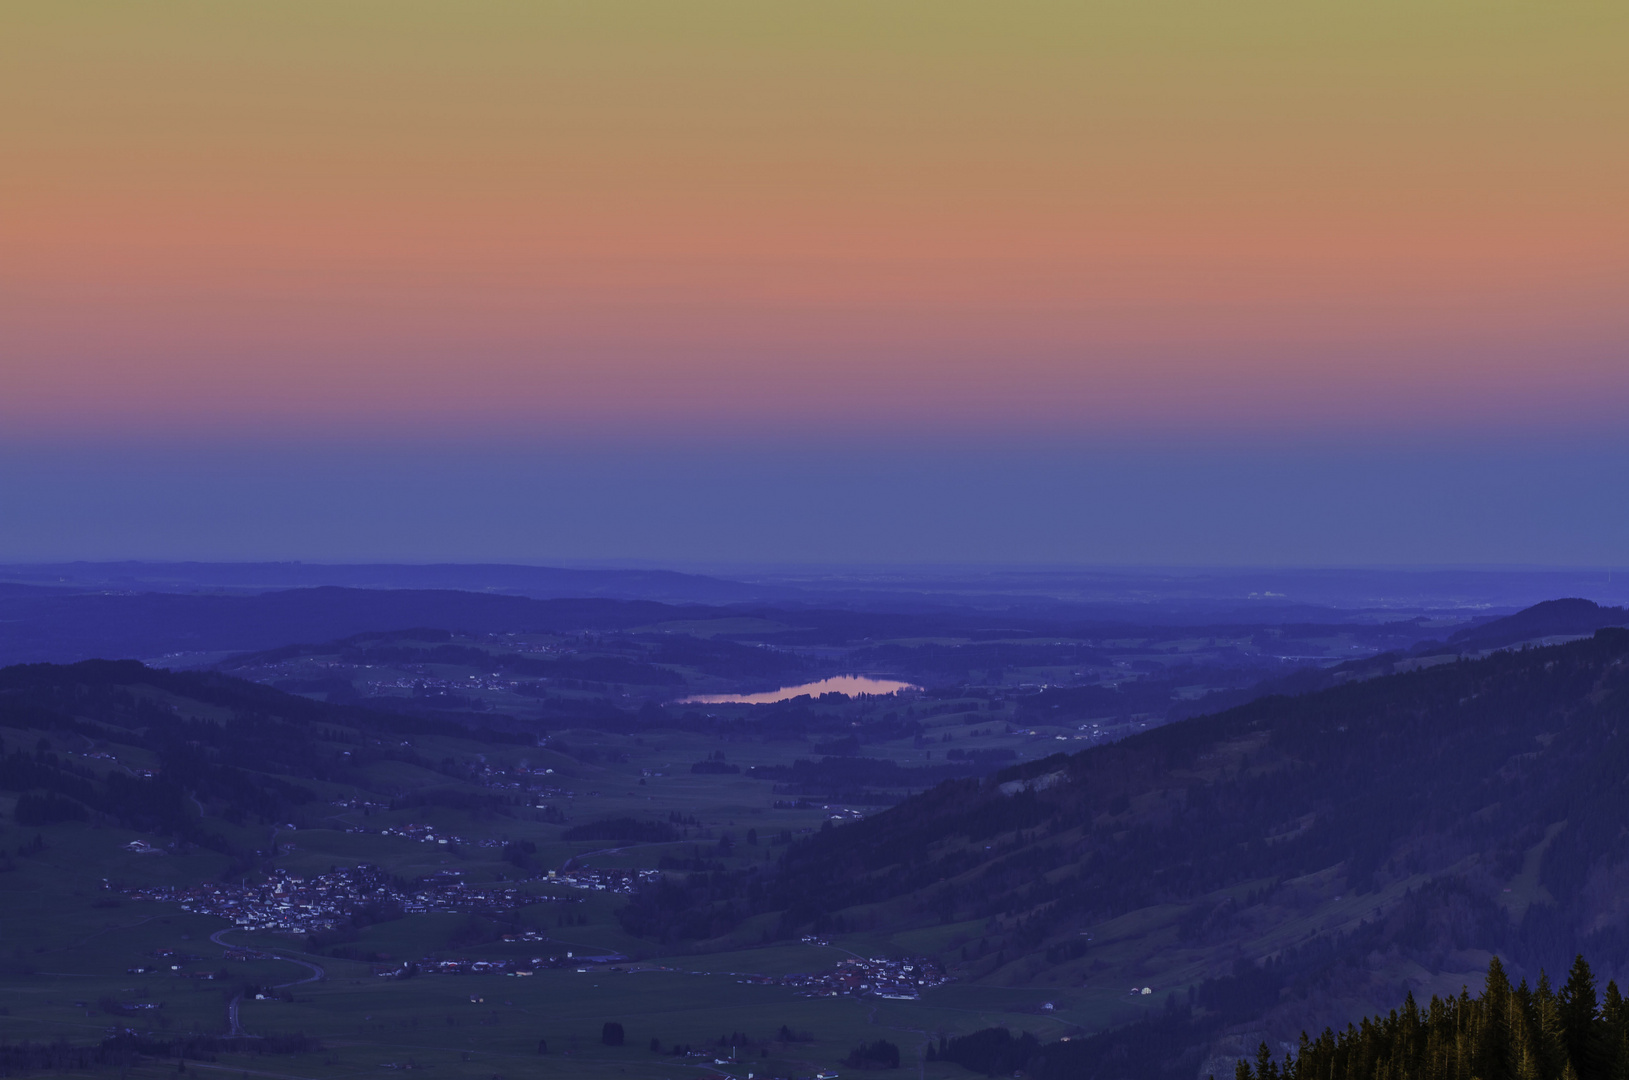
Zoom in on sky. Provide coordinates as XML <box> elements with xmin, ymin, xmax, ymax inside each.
<box><xmin>2</xmin><ymin>2</ymin><xmax>1626</xmax><ymax>565</ymax></box>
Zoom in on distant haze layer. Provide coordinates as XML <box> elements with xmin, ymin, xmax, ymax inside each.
<box><xmin>2</xmin><ymin>440</ymin><xmax>1627</xmax><ymax>565</ymax></box>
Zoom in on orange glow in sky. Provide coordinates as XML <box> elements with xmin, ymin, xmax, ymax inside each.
<box><xmin>3</xmin><ymin>2</ymin><xmax>1626</xmax><ymax>441</ymax></box>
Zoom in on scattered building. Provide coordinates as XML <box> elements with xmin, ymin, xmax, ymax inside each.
<box><xmin>548</xmin><ymin>868</ymin><xmax>661</xmax><ymax>894</ymax></box>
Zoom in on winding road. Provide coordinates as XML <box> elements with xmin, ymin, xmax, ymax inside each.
<box><xmin>210</xmin><ymin>928</ymin><xmax>326</xmax><ymax>1037</ymax></box>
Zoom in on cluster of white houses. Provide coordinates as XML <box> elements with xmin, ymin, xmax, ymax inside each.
<box><xmin>118</xmin><ymin>864</ymin><xmax>544</xmax><ymax>934</ymax></box>
<box><xmin>331</xmin><ymin>821</ymin><xmax>506</xmax><ymax>849</ymax></box>
<box><xmin>549</xmin><ymin>867</ymin><xmax>662</xmax><ymax>894</ymax></box>
<box><xmin>771</xmin><ymin>956</ymin><xmax>951</xmax><ymax>1000</ymax></box>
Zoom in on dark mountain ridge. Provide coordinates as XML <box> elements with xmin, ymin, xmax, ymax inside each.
<box><xmin>0</xmin><ymin>586</ymin><xmax>712</xmax><ymax>666</ymax></box>
<box><xmin>1447</xmin><ymin>597</ymin><xmax>1629</xmax><ymax>652</ymax></box>
<box><xmin>0</xmin><ymin>560</ymin><xmax>786</xmax><ymax>604</ymax></box>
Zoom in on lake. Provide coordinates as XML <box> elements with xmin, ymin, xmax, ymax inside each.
<box><xmin>677</xmin><ymin>675</ymin><xmax>920</xmax><ymax>705</ymax></box>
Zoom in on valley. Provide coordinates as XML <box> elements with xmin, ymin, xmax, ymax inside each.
<box><xmin>0</xmin><ymin>596</ymin><xmax>1625</xmax><ymax>1078</ymax></box>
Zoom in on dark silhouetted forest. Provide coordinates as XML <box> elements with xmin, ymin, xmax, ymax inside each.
<box><xmin>1234</xmin><ymin>955</ymin><xmax>1629</xmax><ymax>1080</ymax></box>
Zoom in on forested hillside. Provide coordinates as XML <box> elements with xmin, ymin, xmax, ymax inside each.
<box><xmin>1233</xmin><ymin>955</ymin><xmax>1629</xmax><ymax>1080</ymax></box>
<box><xmin>0</xmin><ymin>659</ymin><xmax>531</xmax><ymax>860</ymax></box>
<box><xmin>623</xmin><ymin>630</ymin><xmax>1629</xmax><ymax>1074</ymax></box>
<box><xmin>926</xmin><ymin>954</ymin><xmax>1629</xmax><ymax>1080</ymax></box>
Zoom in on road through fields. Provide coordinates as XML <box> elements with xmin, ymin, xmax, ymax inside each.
<box><xmin>210</xmin><ymin>928</ymin><xmax>326</xmax><ymax>1036</ymax></box>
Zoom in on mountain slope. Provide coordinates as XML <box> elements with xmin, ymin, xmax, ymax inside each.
<box><xmin>626</xmin><ymin>629</ymin><xmax>1629</xmax><ymax>1070</ymax></box>
<box><xmin>1447</xmin><ymin>597</ymin><xmax>1629</xmax><ymax>652</ymax></box>
<box><xmin>0</xmin><ymin>658</ymin><xmax>533</xmax><ymax>856</ymax></box>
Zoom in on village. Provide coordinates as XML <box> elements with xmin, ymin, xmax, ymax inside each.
<box><xmin>359</xmin><ymin>821</ymin><xmax>506</xmax><ymax>849</ymax></box>
<box><xmin>378</xmin><ymin>948</ymin><xmax>633</xmax><ymax>979</ymax></box>
<box><xmin>116</xmin><ymin>864</ymin><xmax>548</xmax><ymax>934</ymax></box>
<box><xmin>373</xmin><ymin>950</ymin><xmax>947</xmax><ymax>996</ymax></box>
<box><xmin>746</xmin><ymin>955</ymin><xmax>951</xmax><ymax>1001</ymax></box>
<box><xmin>549</xmin><ymin>867</ymin><xmax>662</xmax><ymax>894</ymax></box>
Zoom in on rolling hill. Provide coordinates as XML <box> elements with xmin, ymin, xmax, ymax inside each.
<box><xmin>1446</xmin><ymin>597</ymin><xmax>1629</xmax><ymax>652</ymax></box>
<box><xmin>0</xmin><ymin>561</ymin><xmax>788</xmax><ymax>605</ymax></box>
<box><xmin>624</xmin><ymin>629</ymin><xmax>1629</xmax><ymax>1076</ymax></box>
<box><xmin>0</xmin><ymin>586</ymin><xmax>708</xmax><ymax>666</ymax></box>
<box><xmin>0</xmin><ymin>658</ymin><xmax>539</xmax><ymax>859</ymax></box>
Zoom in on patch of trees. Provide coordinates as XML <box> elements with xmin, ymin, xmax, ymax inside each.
<box><xmin>391</xmin><ymin>787</ymin><xmax>513</xmax><ymax>818</ymax></box>
<box><xmin>747</xmin><ymin>755</ymin><xmax>980</xmax><ymax>791</ymax></box>
<box><xmin>13</xmin><ymin>791</ymin><xmax>88</xmax><ymax>825</ymax></box>
<box><xmin>856</xmin><ymin>715</ymin><xmax>925</xmax><ymax>743</ymax></box>
<box><xmin>643</xmin><ymin>634</ymin><xmax>811</xmax><ymax>681</ymax></box>
<box><xmin>307</xmin><ymin>895</ymin><xmax>406</xmax><ymax>955</ymax></box>
<box><xmin>0</xmin><ymin>746</ymin><xmax>101</xmax><ymax>807</ymax></box>
<box><xmin>1235</xmin><ymin>955</ymin><xmax>1629</xmax><ymax>1080</ymax></box>
<box><xmin>0</xmin><ymin>1032</ymin><xmax>320</xmax><ymax>1074</ymax></box>
<box><xmin>502</xmin><ymin>839</ymin><xmax>537</xmax><ymax>869</ymax></box>
<box><xmin>655</xmin><ymin>854</ymin><xmax>726</xmax><ymax>873</ymax></box>
<box><xmin>843</xmin><ymin>1038</ymin><xmax>901</xmax><ymax>1069</ymax></box>
<box><xmin>617</xmin><ymin>869</ymin><xmax>748</xmax><ymax>942</ymax></box>
<box><xmin>845</xmin><ymin>641</ymin><xmax>1108</xmax><ymax>684</ymax></box>
<box><xmin>934</xmin><ymin>1028</ymin><xmax>1038</xmax><ymax>1076</ymax></box>
<box><xmin>549</xmin><ymin>655</ymin><xmax>684</xmax><ymax>687</ymax></box>
<box><xmin>944</xmin><ymin>747</ymin><xmax>1016</xmax><ymax>763</ymax></box>
<box><xmin>560</xmin><ymin>817</ymin><xmax>679</xmax><ymax>844</ymax></box>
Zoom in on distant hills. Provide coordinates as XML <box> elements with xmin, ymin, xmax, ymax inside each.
<box><xmin>0</xmin><ymin>580</ymin><xmax>1456</xmax><ymax>673</ymax></box>
<box><xmin>12</xmin><ymin>560</ymin><xmax>1627</xmax><ymax>622</ymax></box>
<box><xmin>0</xmin><ymin>585</ymin><xmax>714</xmax><ymax>667</ymax></box>
<box><xmin>0</xmin><ymin>561</ymin><xmax>787</xmax><ymax>605</ymax></box>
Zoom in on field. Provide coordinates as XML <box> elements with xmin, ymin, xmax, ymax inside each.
<box><xmin>0</xmin><ymin>884</ymin><xmax>1089</xmax><ymax>1080</ymax></box>
<box><xmin>0</xmin><ymin>806</ymin><xmax>1381</xmax><ymax>1080</ymax></box>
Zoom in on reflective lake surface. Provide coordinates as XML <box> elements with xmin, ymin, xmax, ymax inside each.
<box><xmin>678</xmin><ymin>675</ymin><xmax>919</xmax><ymax>705</ymax></box>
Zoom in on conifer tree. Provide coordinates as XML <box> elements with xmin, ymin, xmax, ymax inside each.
<box><xmin>1561</xmin><ymin>955</ymin><xmax>1604</xmax><ymax>1079</ymax></box>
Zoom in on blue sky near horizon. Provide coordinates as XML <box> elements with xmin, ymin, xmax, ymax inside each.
<box><xmin>4</xmin><ymin>440</ymin><xmax>1626</xmax><ymax>567</ymax></box>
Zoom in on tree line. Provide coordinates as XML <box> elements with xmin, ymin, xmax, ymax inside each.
<box><xmin>1234</xmin><ymin>955</ymin><xmax>1629</xmax><ymax>1080</ymax></box>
